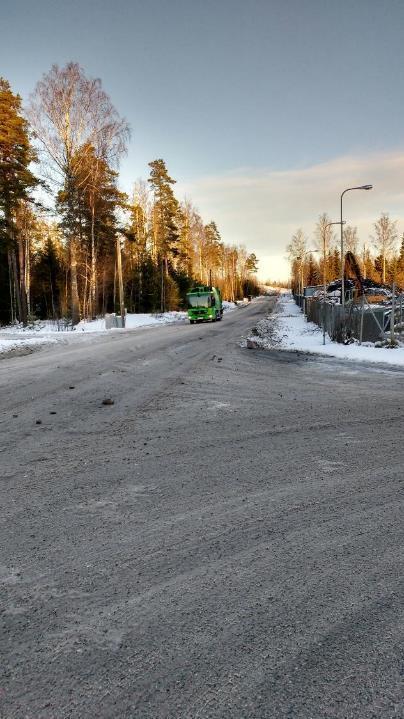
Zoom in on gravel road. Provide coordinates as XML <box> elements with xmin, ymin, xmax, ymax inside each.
<box><xmin>1</xmin><ymin>297</ymin><xmax>404</xmax><ymax>718</ymax></box>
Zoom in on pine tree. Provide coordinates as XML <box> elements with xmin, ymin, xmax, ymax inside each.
<box><xmin>126</xmin><ymin>200</ymin><xmax>148</xmax><ymax>311</ymax></box>
<box><xmin>246</xmin><ymin>253</ymin><xmax>258</xmax><ymax>273</ymax></box>
<box><xmin>56</xmin><ymin>143</ymin><xmax>125</xmax><ymax>317</ymax></box>
<box><xmin>0</xmin><ymin>78</ymin><xmax>38</xmax><ymax>324</ymax></box>
<box><xmin>148</xmin><ymin>159</ymin><xmax>179</xmax><ymax>262</ymax></box>
<box><xmin>175</xmin><ymin>205</ymin><xmax>192</xmax><ymax>276</ymax></box>
<box><xmin>331</xmin><ymin>248</ymin><xmax>341</xmax><ymax>279</ymax></box>
<box><xmin>32</xmin><ymin>232</ymin><xmax>64</xmax><ymax>319</ymax></box>
<box><xmin>203</xmin><ymin>221</ymin><xmax>222</xmax><ymax>284</ymax></box>
<box><xmin>307</xmin><ymin>254</ymin><xmax>319</xmax><ymax>286</ymax></box>
<box><xmin>148</xmin><ymin>159</ymin><xmax>180</xmax><ymax>310</ymax></box>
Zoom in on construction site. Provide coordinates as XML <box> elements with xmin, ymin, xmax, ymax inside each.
<box><xmin>295</xmin><ymin>251</ymin><xmax>404</xmax><ymax>344</ymax></box>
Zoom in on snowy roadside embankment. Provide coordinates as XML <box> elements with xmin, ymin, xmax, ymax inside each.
<box><xmin>0</xmin><ymin>302</ymin><xmax>238</xmax><ymax>358</ymax></box>
<box><xmin>0</xmin><ymin>336</ymin><xmax>59</xmax><ymax>358</ymax></box>
<box><xmin>223</xmin><ymin>300</ymin><xmax>237</xmax><ymax>311</ymax></box>
<box><xmin>0</xmin><ymin>311</ymin><xmax>188</xmax><ymax>336</ymax></box>
<box><xmin>245</xmin><ymin>293</ymin><xmax>404</xmax><ymax>367</ymax></box>
<box><xmin>78</xmin><ymin>311</ymin><xmax>189</xmax><ymax>332</ymax></box>
<box><xmin>0</xmin><ymin>311</ymin><xmax>188</xmax><ymax>358</ymax></box>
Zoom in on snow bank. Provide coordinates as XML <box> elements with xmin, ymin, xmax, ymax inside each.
<box><xmin>222</xmin><ymin>300</ymin><xmax>237</xmax><ymax>311</ymax></box>
<box><xmin>0</xmin><ymin>311</ymin><xmax>188</xmax><ymax>357</ymax></box>
<box><xmin>0</xmin><ymin>336</ymin><xmax>58</xmax><ymax>357</ymax></box>
<box><xmin>247</xmin><ymin>293</ymin><xmax>404</xmax><ymax>367</ymax></box>
<box><xmin>0</xmin><ymin>311</ymin><xmax>188</xmax><ymax>336</ymax></box>
<box><xmin>76</xmin><ymin>311</ymin><xmax>187</xmax><ymax>332</ymax></box>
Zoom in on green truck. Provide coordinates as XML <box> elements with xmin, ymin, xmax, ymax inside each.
<box><xmin>186</xmin><ymin>285</ymin><xmax>223</xmax><ymax>323</ymax></box>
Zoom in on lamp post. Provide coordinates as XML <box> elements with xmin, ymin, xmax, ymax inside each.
<box><xmin>340</xmin><ymin>185</ymin><xmax>372</xmax><ymax>311</ymax></box>
<box><xmin>323</xmin><ymin>221</ymin><xmax>345</xmax><ymax>345</ymax></box>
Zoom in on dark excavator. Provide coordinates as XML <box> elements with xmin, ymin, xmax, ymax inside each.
<box><xmin>344</xmin><ymin>251</ymin><xmax>364</xmax><ymax>294</ymax></box>
<box><xmin>327</xmin><ymin>251</ymin><xmax>393</xmax><ymax>303</ymax></box>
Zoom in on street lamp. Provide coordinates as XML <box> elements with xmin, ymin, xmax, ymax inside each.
<box><xmin>340</xmin><ymin>185</ymin><xmax>372</xmax><ymax>310</ymax></box>
<box><xmin>323</xmin><ymin>221</ymin><xmax>345</xmax><ymax>345</ymax></box>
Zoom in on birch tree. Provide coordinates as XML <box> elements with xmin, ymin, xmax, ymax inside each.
<box><xmin>343</xmin><ymin>225</ymin><xmax>359</xmax><ymax>256</ymax></box>
<box><xmin>371</xmin><ymin>213</ymin><xmax>397</xmax><ymax>284</ymax></box>
<box><xmin>286</xmin><ymin>228</ymin><xmax>307</xmax><ymax>290</ymax></box>
<box><xmin>28</xmin><ymin>63</ymin><xmax>129</xmax><ymax>323</ymax></box>
<box><xmin>315</xmin><ymin>213</ymin><xmax>336</xmax><ymax>283</ymax></box>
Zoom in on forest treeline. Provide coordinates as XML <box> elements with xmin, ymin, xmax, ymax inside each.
<box><xmin>0</xmin><ymin>63</ymin><xmax>259</xmax><ymax>326</ymax></box>
<box><xmin>287</xmin><ymin>212</ymin><xmax>404</xmax><ymax>291</ymax></box>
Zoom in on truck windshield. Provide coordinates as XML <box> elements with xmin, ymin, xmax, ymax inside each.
<box><xmin>187</xmin><ymin>294</ymin><xmax>211</xmax><ymax>308</ymax></box>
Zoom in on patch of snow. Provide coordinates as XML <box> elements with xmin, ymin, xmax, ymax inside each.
<box><xmin>246</xmin><ymin>293</ymin><xmax>404</xmax><ymax>367</ymax></box>
<box><xmin>222</xmin><ymin>301</ymin><xmax>237</xmax><ymax>311</ymax></box>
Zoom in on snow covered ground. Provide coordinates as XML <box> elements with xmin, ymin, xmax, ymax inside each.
<box><xmin>0</xmin><ymin>302</ymin><xmax>237</xmax><ymax>358</ymax></box>
<box><xmin>0</xmin><ymin>311</ymin><xmax>188</xmax><ymax>336</ymax></box>
<box><xmin>246</xmin><ymin>293</ymin><xmax>404</xmax><ymax>367</ymax></box>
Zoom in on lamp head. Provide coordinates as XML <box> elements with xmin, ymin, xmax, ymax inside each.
<box><xmin>361</xmin><ymin>184</ymin><xmax>373</xmax><ymax>190</ymax></box>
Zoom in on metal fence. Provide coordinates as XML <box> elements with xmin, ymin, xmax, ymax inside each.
<box><xmin>297</xmin><ymin>295</ymin><xmax>404</xmax><ymax>343</ymax></box>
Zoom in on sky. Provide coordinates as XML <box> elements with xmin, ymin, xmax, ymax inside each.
<box><xmin>2</xmin><ymin>0</ymin><xmax>404</xmax><ymax>280</ymax></box>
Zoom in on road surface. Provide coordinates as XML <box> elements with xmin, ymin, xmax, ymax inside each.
<box><xmin>1</xmin><ymin>297</ymin><xmax>404</xmax><ymax>718</ymax></box>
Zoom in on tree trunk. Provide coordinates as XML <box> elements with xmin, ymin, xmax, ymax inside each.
<box><xmin>161</xmin><ymin>258</ymin><xmax>165</xmax><ymax>313</ymax></box>
<box><xmin>70</xmin><ymin>239</ymin><xmax>80</xmax><ymax>324</ymax></box>
<box><xmin>113</xmin><ymin>261</ymin><xmax>117</xmax><ymax>312</ymax></box>
<box><xmin>10</xmin><ymin>250</ymin><xmax>23</xmax><ymax>323</ymax></box>
<box><xmin>90</xmin><ymin>201</ymin><xmax>96</xmax><ymax>318</ymax></box>
<box><xmin>139</xmin><ymin>257</ymin><xmax>143</xmax><ymax>312</ymax></box>
<box><xmin>8</xmin><ymin>252</ymin><xmax>15</xmax><ymax>324</ymax></box>
<box><xmin>25</xmin><ymin>231</ymin><xmax>31</xmax><ymax>317</ymax></box>
<box><xmin>49</xmin><ymin>272</ymin><xmax>56</xmax><ymax>318</ymax></box>
<box><xmin>83</xmin><ymin>252</ymin><xmax>88</xmax><ymax>319</ymax></box>
<box><xmin>116</xmin><ymin>235</ymin><xmax>125</xmax><ymax>326</ymax></box>
<box><xmin>5</xmin><ymin>202</ymin><xmax>26</xmax><ymax>324</ymax></box>
<box><xmin>17</xmin><ymin>233</ymin><xmax>28</xmax><ymax>325</ymax></box>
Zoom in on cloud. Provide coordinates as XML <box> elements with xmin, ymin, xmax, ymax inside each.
<box><xmin>176</xmin><ymin>150</ymin><xmax>404</xmax><ymax>280</ymax></box>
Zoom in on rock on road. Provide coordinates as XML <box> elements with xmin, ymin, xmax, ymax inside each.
<box><xmin>1</xmin><ymin>297</ymin><xmax>404</xmax><ymax>718</ymax></box>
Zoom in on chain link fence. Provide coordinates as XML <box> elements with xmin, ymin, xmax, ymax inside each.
<box><xmin>296</xmin><ymin>293</ymin><xmax>404</xmax><ymax>344</ymax></box>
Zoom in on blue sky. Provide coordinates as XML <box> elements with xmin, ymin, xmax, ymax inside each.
<box><xmin>3</xmin><ymin>0</ymin><xmax>404</xmax><ymax>279</ymax></box>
